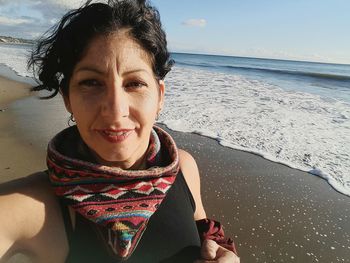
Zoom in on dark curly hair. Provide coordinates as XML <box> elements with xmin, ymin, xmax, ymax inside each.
<box><xmin>28</xmin><ymin>0</ymin><xmax>173</xmax><ymax>98</ymax></box>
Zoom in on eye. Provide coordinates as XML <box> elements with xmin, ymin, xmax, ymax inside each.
<box><xmin>124</xmin><ymin>80</ymin><xmax>147</xmax><ymax>89</ymax></box>
<box><xmin>78</xmin><ymin>79</ymin><xmax>103</xmax><ymax>88</ymax></box>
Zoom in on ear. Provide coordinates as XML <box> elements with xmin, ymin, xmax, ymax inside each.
<box><xmin>158</xmin><ymin>79</ymin><xmax>165</xmax><ymax>113</ymax></box>
<box><xmin>62</xmin><ymin>93</ymin><xmax>72</xmax><ymax>114</ymax></box>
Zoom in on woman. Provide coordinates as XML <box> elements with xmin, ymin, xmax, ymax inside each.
<box><xmin>0</xmin><ymin>1</ymin><xmax>239</xmax><ymax>262</ymax></box>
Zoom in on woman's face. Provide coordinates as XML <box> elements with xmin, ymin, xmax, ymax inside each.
<box><xmin>64</xmin><ymin>32</ymin><xmax>164</xmax><ymax>169</ymax></box>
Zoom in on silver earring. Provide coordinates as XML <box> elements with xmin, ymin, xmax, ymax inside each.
<box><xmin>68</xmin><ymin>114</ymin><xmax>76</xmax><ymax>127</ymax></box>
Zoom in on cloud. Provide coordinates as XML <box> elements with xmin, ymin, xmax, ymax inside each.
<box><xmin>0</xmin><ymin>0</ymin><xmax>87</xmax><ymax>38</ymax></box>
<box><xmin>0</xmin><ymin>0</ymin><xmax>83</xmax><ymax>9</ymax></box>
<box><xmin>28</xmin><ymin>0</ymin><xmax>86</xmax><ymax>20</ymax></box>
<box><xmin>48</xmin><ymin>0</ymin><xmax>86</xmax><ymax>9</ymax></box>
<box><xmin>0</xmin><ymin>0</ymin><xmax>85</xmax><ymax>20</ymax></box>
<box><xmin>0</xmin><ymin>22</ymin><xmax>49</xmax><ymax>39</ymax></box>
<box><xmin>0</xmin><ymin>16</ymin><xmax>32</xmax><ymax>26</ymax></box>
<box><xmin>182</xmin><ymin>18</ymin><xmax>207</xmax><ymax>27</ymax></box>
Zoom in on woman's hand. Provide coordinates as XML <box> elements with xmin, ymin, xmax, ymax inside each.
<box><xmin>195</xmin><ymin>239</ymin><xmax>240</xmax><ymax>263</ymax></box>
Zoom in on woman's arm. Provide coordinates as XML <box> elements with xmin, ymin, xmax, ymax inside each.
<box><xmin>0</xmin><ymin>175</ymin><xmax>44</xmax><ymax>261</ymax></box>
<box><xmin>178</xmin><ymin>149</ymin><xmax>207</xmax><ymax>220</ymax></box>
<box><xmin>0</xmin><ymin>193</ymin><xmax>26</xmax><ymax>261</ymax></box>
<box><xmin>0</xmin><ymin>173</ymin><xmax>68</xmax><ymax>263</ymax></box>
<box><xmin>178</xmin><ymin>149</ymin><xmax>240</xmax><ymax>263</ymax></box>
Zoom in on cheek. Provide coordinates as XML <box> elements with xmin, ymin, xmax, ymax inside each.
<box><xmin>132</xmin><ymin>93</ymin><xmax>159</xmax><ymax>119</ymax></box>
<box><xmin>70</xmin><ymin>93</ymin><xmax>99</xmax><ymax>121</ymax></box>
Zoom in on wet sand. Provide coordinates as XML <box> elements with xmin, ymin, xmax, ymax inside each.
<box><xmin>1</xmin><ymin>77</ymin><xmax>349</xmax><ymax>262</ymax></box>
<box><xmin>159</xmin><ymin>124</ymin><xmax>350</xmax><ymax>263</ymax></box>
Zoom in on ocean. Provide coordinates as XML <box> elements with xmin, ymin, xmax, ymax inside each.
<box><xmin>1</xmin><ymin>43</ymin><xmax>349</xmax><ymax>196</ymax></box>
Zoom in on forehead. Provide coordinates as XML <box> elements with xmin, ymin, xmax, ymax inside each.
<box><xmin>76</xmin><ymin>31</ymin><xmax>153</xmax><ymax>72</ymax></box>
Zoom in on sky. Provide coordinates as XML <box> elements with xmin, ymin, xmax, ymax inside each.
<box><xmin>0</xmin><ymin>0</ymin><xmax>349</xmax><ymax>64</ymax></box>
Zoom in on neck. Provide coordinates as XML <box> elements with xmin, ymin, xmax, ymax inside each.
<box><xmin>92</xmin><ymin>150</ymin><xmax>149</xmax><ymax>170</ymax></box>
<box><xmin>85</xmin><ymin>138</ymin><xmax>150</xmax><ymax>170</ymax></box>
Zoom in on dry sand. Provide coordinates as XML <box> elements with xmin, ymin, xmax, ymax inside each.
<box><xmin>1</xmin><ymin>77</ymin><xmax>349</xmax><ymax>262</ymax></box>
<box><xmin>0</xmin><ymin>76</ymin><xmax>46</xmax><ymax>183</ymax></box>
<box><xmin>0</xmin><ymin>76</ymin><xmax>31</xmax><ymax>108</ymax></box>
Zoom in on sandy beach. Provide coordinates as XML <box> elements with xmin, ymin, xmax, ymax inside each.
<box><xmin>1</xmin><ymin>76</ymin><xmax>349</xmax><ymax>262</ymax></box>
<box><xmin>0</xmin><ymin>76</ymin><xmax>46</xmax><ymax>183</ymax></box>
<box><xmin>0</xmin><ymin>76</ymin><xmax>31</xmax><ymax>108</ymax></box>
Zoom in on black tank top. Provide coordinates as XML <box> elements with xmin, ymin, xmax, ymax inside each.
<box><xmin>60</xmin><ymin>171</ymin><xmax>201</xmax><ymax>263</ymax></box>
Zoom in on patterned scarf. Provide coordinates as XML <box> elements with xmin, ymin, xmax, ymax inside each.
<box><xmin>47</xmin><ymin>125</ymin><xmax>179</xmax><ymax>259</ymax></box>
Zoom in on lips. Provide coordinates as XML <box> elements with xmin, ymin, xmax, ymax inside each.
<box><xmin>96</xmin><ymin>129</ymin><xmax>134</xmax><ymax>143</ymax></box>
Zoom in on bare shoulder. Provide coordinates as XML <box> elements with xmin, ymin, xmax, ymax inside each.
<box><xmin>178</xmin><ymin>149</ymin><xmax>198</xmax><ymax>171</ymax></box>
<box><xmin>0</xmin><ymin>172</ymin><xmax>54</xmax><ymax>235</ymax></box>
<box><xmin>178</xmin><ymin>149</ymin><xmax>200</xmax><ymax>191</ymax></box>
<box><xmin>0</xmin><ymin>172</ymin><xmax>68</xmax><ymax>262</ymax></box>
<box><xmin>0</xmin><ymin>172</ymin><xmax>56</xmax><ymax>221</ymax></box>
<box><xmin>178</xmin><ymin>149</ymin><xmax>206</xmax><ymax>220</ymax></box>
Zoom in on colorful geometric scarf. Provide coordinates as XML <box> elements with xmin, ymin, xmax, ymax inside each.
<box><xmin>47</xmin><ymin>125</ymin><xmax>179</xmax><ymax>259</ymax></box>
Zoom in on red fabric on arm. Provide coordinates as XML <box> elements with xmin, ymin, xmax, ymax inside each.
<box><xmin>196</xmin><ymin>218</ymin><xmax>238</xmax><ymax>255</ymax></box>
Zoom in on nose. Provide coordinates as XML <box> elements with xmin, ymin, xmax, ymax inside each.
<box><xmin>101</xmin><ymin>81</ymin><xmax>129</xmax><ymax>120</ymax></box>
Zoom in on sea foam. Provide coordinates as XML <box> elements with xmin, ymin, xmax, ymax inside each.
<box><xmin>0</xmin><ymin>44</ymin><xmax>32</xmax><ymax>78</ymax></box>
<box><xmin>160</xmin><ymin>67</ymin><xmax>350</xmax><ymax>196</ymax></box>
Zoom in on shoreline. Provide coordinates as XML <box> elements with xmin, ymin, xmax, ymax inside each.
<box><xmin>158</xmin><ymin>124</ymin><xmax>350</xmax><ymax>262</ymax></box>
<box><xmin>1</xmin><ymin>76</ymin><xmax>349</xmax><ymax>262</ymax></box>
<box><xmin>161</xmin><ymin>124</ymin><xmax>349</xmax><ymax>198</ymax></box>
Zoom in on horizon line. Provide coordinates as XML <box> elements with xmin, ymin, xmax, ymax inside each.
<box><xmin>170</xmin><ymin>50</ymin><xmax>350</xmax><ymax>67</ymax></box>
<box><xmin>1</xmin><ymin>34</ymin><xmax>349</xmax><ymax>66</ymax></box>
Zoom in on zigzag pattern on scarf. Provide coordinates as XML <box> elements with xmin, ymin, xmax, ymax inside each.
<box><xmin>47</xmin><ymin>126</ymin><xmax>179</xmax><ymax>259</ymax></box>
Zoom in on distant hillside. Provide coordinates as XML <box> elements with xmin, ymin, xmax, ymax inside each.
<box><xmin>0</xmin><ymin>35</ymin><xmax>34</xmax><ymax>45</ymax></box>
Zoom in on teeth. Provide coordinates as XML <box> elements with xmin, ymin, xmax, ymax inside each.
<box><xmin>104</xmin><ymin>131</ymin><xmax>129</xmax><ymax>136</ymax></box>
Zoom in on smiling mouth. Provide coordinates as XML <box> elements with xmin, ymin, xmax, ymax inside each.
<box><xmin>97</xmin><ymin>129</ymin><xmax>134</xmax><ymax>143</ymax></box>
